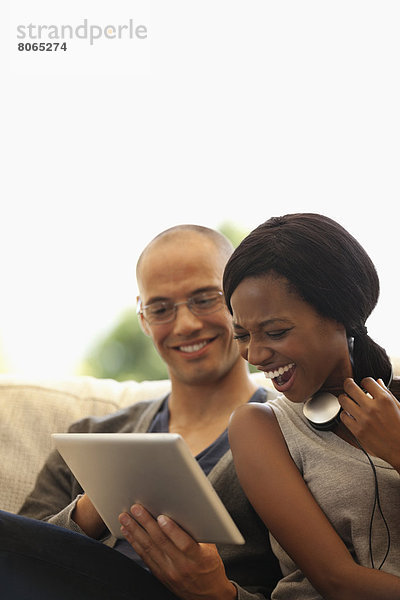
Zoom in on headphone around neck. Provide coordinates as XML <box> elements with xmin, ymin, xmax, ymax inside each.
<box><xmin>302</xmin><ymin>392</ymin><xmax>341</xmax><ymax>431</ymax></box>
<box><xmin>303</xmin><ymin>366</ymin><xmax>394</xmax><ymax>431</ymax></box>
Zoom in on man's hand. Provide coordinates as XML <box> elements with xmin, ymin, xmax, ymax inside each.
<box><xmin>119</xmin><ymin>504</ymin><xmax>237</xmax><ymax>600</ymax></box>
<box><xmin>72</xmin><ymin>493</ymin><xmax>107</xmax><ymax>539</ymax></box>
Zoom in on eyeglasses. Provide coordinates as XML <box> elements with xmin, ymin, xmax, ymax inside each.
<box><xmin>137</xmin><ymin>291</ymin><xmax>224</xmax><ymax>324</ymax></box>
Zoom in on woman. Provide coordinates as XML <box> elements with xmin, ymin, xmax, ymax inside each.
<box><xmin>223</xmin><ymin>213</ymin><xmax>400</xmax><ymax>599</ymax></box>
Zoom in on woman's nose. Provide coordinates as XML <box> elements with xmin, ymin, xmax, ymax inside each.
<box><xmin>246</xmin><ymin>338</ymin><xmax>274</xmax><ymax>368</ymax></box>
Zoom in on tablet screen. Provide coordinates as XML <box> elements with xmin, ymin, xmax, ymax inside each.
<box><xmin>52</xmin><ymin>432</ymin><xmax>244</xmax><ymax>544</ymax></box>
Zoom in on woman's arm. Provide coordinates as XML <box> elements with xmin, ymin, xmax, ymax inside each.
<box><xmin>228</xmin><ymin>402</ymin><xmax>400</xmax><ymax>600</ymax></box>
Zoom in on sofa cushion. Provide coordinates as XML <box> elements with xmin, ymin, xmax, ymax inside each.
<box><xmin>0</xmin><ymin>375</ymin><xmax>172</xmax><ymax>513</ymax></box>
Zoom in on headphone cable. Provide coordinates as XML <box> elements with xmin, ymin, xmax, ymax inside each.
<box><xmin>350</xmin><ymin>433</ymin><xmax>391</xmax><ymax>570</ymax></box>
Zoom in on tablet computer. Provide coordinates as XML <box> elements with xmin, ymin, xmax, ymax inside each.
<box><xmin>52</xmin><ymin>432</ymin><xmax>244</xmax><ymax>545</ymax></box>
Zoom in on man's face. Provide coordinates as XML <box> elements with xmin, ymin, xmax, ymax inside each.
<box><xmin>137</xmin><ymin>233</ymin><xmax>240</xmax><ymax>386</ymax></box>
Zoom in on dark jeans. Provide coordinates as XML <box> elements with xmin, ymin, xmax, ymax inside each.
<box><xmin>0</xmin><ymin>511</ymin><xmax>178</xmax><ymax>600</ymax></box>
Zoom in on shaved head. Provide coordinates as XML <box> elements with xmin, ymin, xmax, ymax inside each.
<box><xmin>136</xmin><ymin>225</ymin><xmax>234</xmax><ymax>289</ymax></box>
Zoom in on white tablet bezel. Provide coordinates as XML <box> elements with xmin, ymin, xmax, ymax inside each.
<box><xmin>52</xmin><ymin>432</ymin><xmax>244</xmax><ymax>544</ymax></box>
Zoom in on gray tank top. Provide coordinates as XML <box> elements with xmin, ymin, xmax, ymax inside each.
<box><xmin>268</xmin><ymin>394</ymin><xmax>400</xmax><ymax>600</ymax></box>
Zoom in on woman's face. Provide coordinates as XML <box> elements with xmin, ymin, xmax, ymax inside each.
<box><xmin>230</xmin><ymin>274</ymin><xmax>353</xmax><ymax>403</ymax></box>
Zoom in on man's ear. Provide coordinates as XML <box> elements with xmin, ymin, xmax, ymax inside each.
<box><xmin>139</xmin><ymin>314</ymin><xmax>151</xmax><ymax>337</ymax></box>
<box><xmin>137</xmin><ymin>296</ymin><xmax>151</xmax><ymax>336</ymax></box>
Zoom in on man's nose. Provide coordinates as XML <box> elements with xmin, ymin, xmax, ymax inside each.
<box><xmin>172</xmin><ymin>303</ymin><xmax>203</xmax><ymax>334</ymax></box>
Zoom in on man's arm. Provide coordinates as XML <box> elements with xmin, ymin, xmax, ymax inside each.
<box><xmin>71</xmin><ymin>493</ymin><xmax>107</xmax><ymax>538</ymax></box>
<box><xmin>18</xmin><ymin>446</ymin><xmax>107</xmax><ymax>538</ymax></box>
<box><xmin>19</xmin><ymin>447</ymin><xmax>81</xmax><ymax>520</ymax></box>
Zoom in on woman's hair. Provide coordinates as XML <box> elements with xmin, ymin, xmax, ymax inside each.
<box><xmin>223</xmin><ymin>213</ymin><xmax>392</xmax><ymax>385</ymax></box>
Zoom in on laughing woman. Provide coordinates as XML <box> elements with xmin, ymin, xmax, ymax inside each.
<box><xmin>223</xmin><ymin>213</ymin><xmax>400</xmax><ymax>600</ymax></box>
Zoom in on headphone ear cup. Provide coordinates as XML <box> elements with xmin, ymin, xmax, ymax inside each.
<box><xmin>303</xmin><ymin>392</ymin><xmax>342</xmax><ymax>431</ymax></box>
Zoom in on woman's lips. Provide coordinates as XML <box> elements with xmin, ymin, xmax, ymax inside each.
<box><xmin>264</xmin><ymin>363</ymin><xmax>296</xmax><ymax>392</ymax></box>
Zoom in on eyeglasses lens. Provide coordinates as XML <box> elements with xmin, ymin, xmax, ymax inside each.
<box><xmin>143</xmin><ymin>292</ymin><xmax>223</xmax><ymax>324</ymax></box>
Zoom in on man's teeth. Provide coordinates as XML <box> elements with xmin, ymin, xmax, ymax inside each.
<box><xmin>179</xmin><ymin>341</ymin><xmax>208</xmax><ymax>353</ymax></box>
<box><xmin>265</xmin><ymin>363</ymin><xmax>295</xmax><ymax>379</ymax></box>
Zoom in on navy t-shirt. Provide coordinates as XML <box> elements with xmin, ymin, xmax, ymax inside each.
<box><xmin>114</xmin><ymin>387</ymin><xmax>267</xmax><ymax>562</ymax></box>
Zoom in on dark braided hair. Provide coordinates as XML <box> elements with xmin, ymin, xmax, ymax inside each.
<box><xmin>223</xmin><ymin>213</ymin><xmax>392</xmax><ymax>385</ymax></box>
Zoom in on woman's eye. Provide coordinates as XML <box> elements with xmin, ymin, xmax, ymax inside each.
<box><xmin>233</xmin><ymin>333</ymin><xmax>249</xmax><ymax>342</ymax></box>
<box><xmin>267</xmin><ymin>329</ymin><xmax>289</xmax><ymax>339</ymax></box>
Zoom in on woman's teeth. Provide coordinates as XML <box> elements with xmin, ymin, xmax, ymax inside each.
<box><xmin>179</xmin><ymin>341</ymin><xmax>208</xmax><ymax>353</ymax></box>
<box><xmin>265</xmin><ymin>363</ymin><xmax>295</xmax><ymax>380</ymax></box>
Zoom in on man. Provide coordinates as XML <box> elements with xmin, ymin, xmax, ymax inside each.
<box><xmin>5</xmin><ymin>225</ymin><xmax>281</xmax><ymax>599</ymax></box>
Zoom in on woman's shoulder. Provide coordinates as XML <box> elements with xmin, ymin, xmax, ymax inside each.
<box><xmin>231</xmin><ymin>398</ymin><xmax>275</xmax><ymax>422</ymax></box>
<box><xmin>229</xmin><ymin>398</ymin><xmax>282</xmax><ymax>444</ymax></box>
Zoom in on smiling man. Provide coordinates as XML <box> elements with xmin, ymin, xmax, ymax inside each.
<box><xmin>13</xmin><ymin>225</ymin><xmax>281</xmax><ymax>600</ymax></box>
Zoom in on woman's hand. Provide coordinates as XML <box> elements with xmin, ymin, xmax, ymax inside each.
<box><xmin>339</xmin><ymin>378</ymin><xmax>400</xmax><ymax>471</ymax></box>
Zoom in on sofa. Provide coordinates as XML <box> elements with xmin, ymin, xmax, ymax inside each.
<box><xmin>0</xmin><ymin>371</ymin><xmax>276</xmax><ymax>514</ymax></box>
<box><xmin>1</xmin><ymin>364</ymin><xmax>399</xmax><ymax>514</ymax></box>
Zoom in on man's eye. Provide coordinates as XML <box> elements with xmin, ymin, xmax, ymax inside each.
<box><xmin>194</xmin><ymin>298</ymin><xmax>213</xmax><ymax>306</ymax></box>
<box><xmin>192</xmin><ymin>294</ymin><xmax>218</xmax><ymax>307</ymax></box>
<box><xmin>149</xmin><ymin>303</ymin><xmax>170</xmax><ymax>315</ymax></box>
